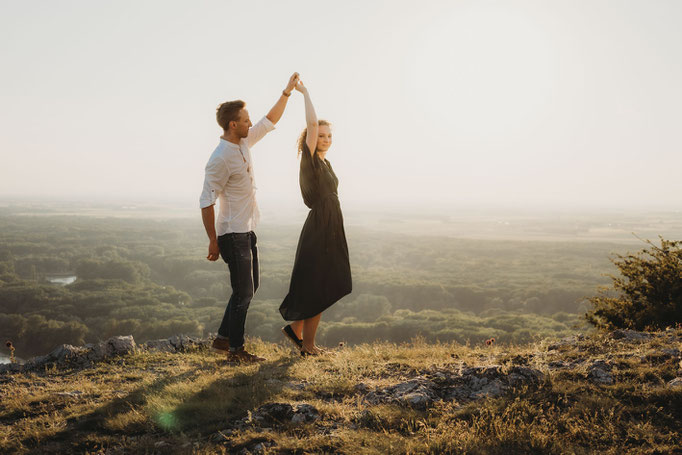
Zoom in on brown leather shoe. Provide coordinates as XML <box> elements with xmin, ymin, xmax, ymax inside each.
<box><xmin>211</xmin><ymin>337</ymin><xmax>230</xmax><ymax>354</ymax></box>
<box><xmin>226</xmin><ymin>349</ymin><xmax>266</xmax><ymax>364</ymax></box>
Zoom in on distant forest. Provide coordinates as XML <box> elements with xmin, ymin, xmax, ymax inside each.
<box><xmin>0</xmin><ymin>212</ymin><xmax>629</xmax><ymax>357</ymax></box>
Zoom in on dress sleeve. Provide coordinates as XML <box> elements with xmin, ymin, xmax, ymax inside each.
<box><xmin>300</xmin><ymin>143</ymin><xmax>320</xmax><ymax>171</ymax></box>
<box><xmin>298</xmin><ymin>143</ymin><xmax>320</xmax><ymax>209</ymax></box>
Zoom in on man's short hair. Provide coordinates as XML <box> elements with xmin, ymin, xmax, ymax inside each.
<box><xmin>216</xmin><ymin>100</ymin><xmax>245</xmax><ymax>131</ymax></box>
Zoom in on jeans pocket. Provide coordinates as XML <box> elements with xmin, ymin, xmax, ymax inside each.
<box><xmin>218</xmin><ymin>234</ymin><xmax>235</xmax><ymax>263</ymax></box>
<box><xmin>234</xmin><ymin>233</ymin><xmax>251</xmax><ymax>251</ymax></box>
<box><xmin>235</xmin><ymin>233</ymin><xmax>255</xmax><ymax>261</ymax></box>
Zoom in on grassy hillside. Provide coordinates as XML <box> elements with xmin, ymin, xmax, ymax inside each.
<box><xmin>1</xmin><ymin>329</ymin><xmax>681</xmax><ymax>454</ymax></box>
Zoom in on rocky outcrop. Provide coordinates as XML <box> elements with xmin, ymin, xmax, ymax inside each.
<box><xmin>363</xmin><ymin>364</ymin><xmax>544</xmax><ymax>410</ymax></box>
<box><xmin>0</xmin><ymin>336</ymin><xmax>137</xmax><ymax>373</ymax></box>
<box><xmin>0</xmin><ymin>334</ymin><xmax>211</xmax><ymax>374</ymax></box>
<box><xmin>145</xmin><ymin>334</ymin><xmax>210</xmax><ymax>353</ymax></box>
<box><xmin>611</xmin><ymin>329</ymin><xmax>652</xmax><ymax>341</ymax></box>
<box><xmin>246</xmin><ymin>402</ymin><xmax>321</xmax><ymax>426</ymax></box>
<box><xmin>209</xmin><ymin>402</ymin><xmax>323</xmax><ymax>453</ymax></box>
<box><xmin>545</xmin><ymin>334</ymin><xmax>587</xmax><ymax>351</ymax></box>
<box><xmin>365</xmin><ymin>378</ymin><xmax>438</xmax><ymax>410</ymax></box>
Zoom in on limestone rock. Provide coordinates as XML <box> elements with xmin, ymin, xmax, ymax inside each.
<box><xmin>245</xmin><ymin>402</ymin><xmax>320</xmax><ymax>427</ymax></box>
<box><xmin>168</xmin><ymin>334</ymin><xmax>200</xmax><ymax>352</ymax></box>
<box><xmin>291</xmin><ymin>404</ymin><xmax>320</xmax><ymax>423</ymax></box>
<box><xmin>611</xmin><ymin>329</ymin><xmax>652</xmax><ymax>341</ymax></box>
<box><xmin>546</xmin><ymin>334</ymin><xmax>586</xmax><ymax>351</ymax></box>
<box><xmin>5</xmin><ymin>336</ymin><xmax>138</xmax><ymax>373</ymax></box>
<box><xmin>251</xmin><ymin>403</ymin><xmax>294</xmax><ymax>424</ymax></box>
<box><xmin>506</xmin><ymin>366</ymin><xmax>544</xmax><ymax>387</ymax></box>
<box><xmin>104</xmin><ymin>336</ymin><xmax>136</xmax><ymax>356</ymax></box>
<box><xmin>588</xmin><ymin>360</ymin><xmax>614</xmax><ymax>385</ymax></box>
<box><xmin>667</xmin><ymin>377</ymin><xmax>682</xmax><ymax>388</ymax></box>
<box><xmin>145</xmin><ymin>339</ymin><xmax>175</xmax><ymax>352</ymax></box>
<box><xmin>23</xmin><ymin>344</ymin><xmax>86</xmax><ymax>370</ymax></box>
<box><xmin>144</xmin><ymin>335</ymin><xmax>211</xmax><ymax>353</ymax></box>
<box><xmin>366</xmin><ymin>378</ymin><xmax>438</xmax><ymax>410</ymax></box>
<box><xmin>363</xmin><ymin>364</ymin><xmax>544</xmax><ymax>409</ymax></box>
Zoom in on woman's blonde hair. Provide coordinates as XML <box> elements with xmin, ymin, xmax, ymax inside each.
<box><xmin>297</xmin><ymin>120</ymin><xmax>332</xmax><ymax>157</ymax></box>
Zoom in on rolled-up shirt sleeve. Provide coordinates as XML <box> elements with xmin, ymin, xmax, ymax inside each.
<box><xmin>247</xmin><ymin>116</ymin><xmax>276</xmax><ymax>148</ymax></box>
<box><xmin>199</xmin><ymin>155</ymin><xmax>230</xmax><ymax>209</ymax></box>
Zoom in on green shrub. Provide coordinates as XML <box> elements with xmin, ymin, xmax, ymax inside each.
<box><xmin>585</xmin><ymin>237</ymin><xmax>682</xmax><ymax>330</ymax></box>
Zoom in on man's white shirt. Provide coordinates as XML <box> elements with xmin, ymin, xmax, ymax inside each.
<box><xmin>199</xmin><ymin>116</ymin><xmax>275</xmax><ymax>235</ymax></box>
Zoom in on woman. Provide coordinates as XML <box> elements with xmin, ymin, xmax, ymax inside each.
<box><xmin>279</xmin><ymin>80</ymin><xmax>352</xmax><ymax>356</ymax></box>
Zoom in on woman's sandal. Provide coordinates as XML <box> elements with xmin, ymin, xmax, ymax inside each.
<box><xmin>300</xmin><ymin>348</ymin><xmax>322</xmax><ymax>357</ymax></box>
<box><xmin>281</xmin><ymin>325</ymin><xmax>303</xmax><ymax>350</ymax></box>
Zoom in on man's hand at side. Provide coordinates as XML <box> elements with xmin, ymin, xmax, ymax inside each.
<box><xmin>201</xmin><ymin>205</ymin><xmax>220</xmax><ymax>261</ymax></box>
<box><xmin>207</xmin><ymin>238</ymin><xmax>220</xmax><ymax>261</ymax></box>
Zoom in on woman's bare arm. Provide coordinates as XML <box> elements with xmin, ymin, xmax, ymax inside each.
<box><xmin>296</xmin><ymin>81</ymin><xmax>318</xmax><ymax>156</ymax></box>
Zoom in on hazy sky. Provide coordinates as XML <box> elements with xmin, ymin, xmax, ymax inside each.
<box><xmin>1</xmin><ymin>0</ymin><xmax>681</xmax><ymax>212</ymax></box>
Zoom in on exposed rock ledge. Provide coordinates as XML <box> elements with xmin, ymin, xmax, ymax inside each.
<box><xmin>0</xmin><ymin>334</ymin><xmax>210</xmax><ymax>374</ymax></box>
<box><xmin>361</xmin><ymin>364</ymin><xmax>545</xmax><ymax>410</ymax></box>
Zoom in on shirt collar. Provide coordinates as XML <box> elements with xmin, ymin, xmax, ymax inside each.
<box><xmin>220</xmin><ymin>137</ymin><xmax>241</xmax><ymax>148</ymax></box>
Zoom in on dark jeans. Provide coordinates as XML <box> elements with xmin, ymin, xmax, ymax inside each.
<box><xmin>217</xmin><ymin>231</ymin><xmax>259</xmax><ymax>350</ymax></box>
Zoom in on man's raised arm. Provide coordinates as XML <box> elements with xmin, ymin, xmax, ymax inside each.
<box><xmin>265</xmin><ymin>72</ymin><xmax>300</xmax><ymax>125</ymax></box>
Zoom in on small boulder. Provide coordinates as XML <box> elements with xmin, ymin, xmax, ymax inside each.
<box><xmin>167</xmin><ymin>334</ymin><xmax>208</xmax><ymax>352</ymax></box>
<box><xmin>291</xmin><ymin>404</ymin><xmax>320</xmax><ymax>423</ymax></box>
<box><xmin>611</xmin><ymin>329</ymin><xmax>652</xmax><ymax>341</ymax></box>
<box><xmin>546</xmin><ymin>334</ymin><xmax>585</xmax><ymax>351</ymax></box>
<box><xmin>588</xmin><ymin>360</ymin><xmax>614</xmax><ymax>385</ymax></box>
<box><xmin>366</xmin><ymin>378</ymin><xmax>438</xmax><ymax>410</ymax></box>
<box><xmin>104</xmin><ymin>336</ymin><xmax>136</xmax><ymax>356</ymax></box>
<box><xmin>506</xmin><ymin>366</ymin><xmax>544</xmax><ymax>387</ymax></box>
<box><xmin>470</xmin><ymin>379</ymin><xmax>505</xmax><ymax>399</ymax></box>
<box><xmin>402</xmin><ymin>391</ymin><xmax>433</xmax><ymax>409</ymax></box>
<box><xmin>667</xmin><ymin>377</ymin><xmax>682</xmax><ymax>388</ymax></box>
<box><xmin>145</xmin><ymin>339</ymin><xmax>175</xmax><ymax>353</ymax></box>
<box><xmin>22</xmin><ymin>344</ymin><xmax>85</xmax><ymax>370</ymax></box>
<box><xmin>251</xmin><ymin>403</ymin><xmax>294</xmax><ymax>424</ymax></box>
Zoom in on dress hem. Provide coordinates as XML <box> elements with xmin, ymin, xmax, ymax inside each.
<box><xmin>279</xmin><ymin>289</ymin><xmax>351</xmax><ymax>321</ymax></box>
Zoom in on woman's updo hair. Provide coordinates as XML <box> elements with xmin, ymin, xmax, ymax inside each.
<box><xmin>297</xmin><ymin>120</ymin><xmax>332</xmax><ymax>157</ymax></box>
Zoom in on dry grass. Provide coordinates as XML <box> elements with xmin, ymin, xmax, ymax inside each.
<box><xmin>1</xmin><ymin>330</ymin><xmax>681</xmax><ymax>454</ymax></box>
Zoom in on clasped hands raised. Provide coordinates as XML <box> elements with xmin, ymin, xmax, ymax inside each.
<box><xmin>284</xmin><ymin>72</ymin><xmax>309</xmax><ymax>95</ymax></box>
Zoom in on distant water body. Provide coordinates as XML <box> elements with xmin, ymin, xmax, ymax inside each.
<box><xmin>46</xmin><ymin>275</ymin><xmax>77</xmax><ymax>285</ymax></box>
<box><xmin>0</xmin><ymin>353</ymin><xmax>10</xmax><ymax>364</ymax></box>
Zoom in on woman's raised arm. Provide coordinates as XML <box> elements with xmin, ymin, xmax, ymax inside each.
<box><xmin>296</xmin><ymin>81</ymin><xmax>318</xmax><ymax>156</ymax></box>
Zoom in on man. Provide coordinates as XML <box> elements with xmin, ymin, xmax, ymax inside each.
<box><xmin>200</xmin><ymin>72</ymin><xmax>299</xmax><ymax>363</ymax></box>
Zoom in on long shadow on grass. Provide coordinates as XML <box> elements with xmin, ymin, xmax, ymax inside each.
<box><xmin>169</xmin><ymin>355</ymin><xmax>300</xmax><ymax>433</ymax></box>
<box><xmin>22</xmin><ymin>355</ymin><xmax>299</xmax><ymax>451</ymax></box>
<box><xmin>21</xmin><ymin>369</ymin><xmax>200</xmax><ymax>451</ymax></box>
